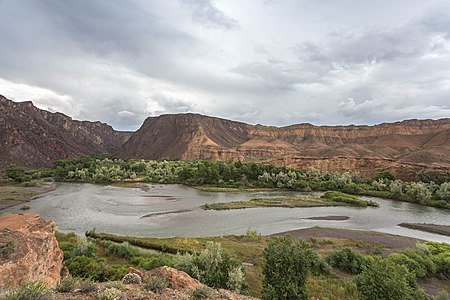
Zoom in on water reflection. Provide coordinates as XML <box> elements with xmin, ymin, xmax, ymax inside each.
<box><xmin>3</xmin><ymin>183</ymin><xmax>449</xmax><ymax>242</ymax></box>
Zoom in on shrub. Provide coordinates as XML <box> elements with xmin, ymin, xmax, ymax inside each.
<box><xmin>65</xmin><ymin>256</ymin><xmax>104</xmax><ymax>280</ymax></box>
<box><xmin>55</xmin><ymin>276</ymin><xmax>78</xmax><ymax>293</ymax></box>
<box><xmin>356</xmin><ymin>257</ymin><xmax>422</xmax><ymax>300</ymax></box>
<box><xmin>20</xmin><ymin>205</ymin><xmax>31</xmax><ymax>211</ymax></box>
<box><xmin>191</xmin><ymin>286</ymin><xmax>213</xmax><ymax>299</ymax></box>
<box><xmin>309</xmin><ymin>252</ymin><xmax>331</xmax><ymax>275</ymax></box>
<box><xmin>0</xmin><ymin>241</ymin><xmax>15</xmax><ymax>259</ymax></box>
<box><xmin>122</xmin><ymin>273</ymin><xmax>142</xmax><ymax>284</ymax></box>
<box><xmin>5</xmin><ymin>281</ymin><xmax>52</xmax><ymax>300</ymax></box>
<box><xmin>105</xmin><ymin>242</ymin><xmax>138</xmax><ymax>259</ymax></box>
<box><xmin>262</xmin><ymin>236</ymin><xmax>311</xmax><ymax>300</ymax></box>
<box><xmin>175</xmin><ymin>242</ymin><xmax>247</xmax><ymax>293</ymax></box>
<box><xmin>387</xmin><ymin>253</ymin><xmax>427</xmax><ymax>278</ymax></box>
<box><xmin>130</xmin><ymin>256</ymin><xmax>174</xmax><ymax>270</ymax></box>
<box><xmin>96</xmin><ymin>287</ymin><xmax>124</xmax><ymax>300</ymax></box>
<box><xmin>69</xmin><ymin>240</ymin><xmax>97</xmax><ymax>258</ymax></box>
<box><xmin>79</xmin><ymin>278</ymin><xmax>98</xmax><ymax>293</ymax></box>
<box><xmin>327</xmin><ymin>248</ymin><xmax>365</xmax><ymax>274</ymax></box>
<box><xmin>144</xmin><ymin>276</ymin><xmax>170</xmax><ymax>293</ymax></box>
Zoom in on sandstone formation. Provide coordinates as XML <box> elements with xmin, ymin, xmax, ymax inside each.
<box><xmin>0</xmin><ymin>213</ymin><xmax>63</xmax><ymax>287</ymax></box>
<box><xmin>121</xmin><ymin>113</ymin><xmax>450</xmax><ymax>179</ymax></box>
<box><xmin>1</xmin><ymin>95</ymin><xmax>449</xmax><ymax>178</ymax></box>
<box><xmin>0</xmin><ymin>95</ymin><xmax>131</xmax><ymax>168</ymax></box>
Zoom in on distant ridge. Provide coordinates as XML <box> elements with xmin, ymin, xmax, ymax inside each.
<box><xmin>0</xmin><ymin>95</ymin><xmax>131</xmax><ymax>168</ymax></box>
<box><xmin>1</xmin><ymin>95</ymin><xmax>449</xmax><ymax>179</ymax></box>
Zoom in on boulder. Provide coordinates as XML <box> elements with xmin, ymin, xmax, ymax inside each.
<box><xmin>0</xmin><ymin>213</ymin><xmax>64</xmax><ymax>287</ymax></box>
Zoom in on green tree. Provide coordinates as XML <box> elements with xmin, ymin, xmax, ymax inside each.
<box><xmin>262</xmin><ymin>236</ymin><xmax>311</xmax><ymax>300</ymax></box>
<box><xmin>356</xmin><ymin>256</ymin><xmax>425</xmax><ymax>300</ymax></box>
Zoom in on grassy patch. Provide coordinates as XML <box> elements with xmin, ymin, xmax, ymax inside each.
<box><xmin>202</xmin><ymin>192</ymin><xmax>378</xmax><ymax>210</ymax></box>
<box><xmin>321</xmin><ymin>191</ymin><xmax>379</xmax><ymax>207</ymax></box>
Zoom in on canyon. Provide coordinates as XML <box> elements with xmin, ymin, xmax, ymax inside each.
<box><xmin>1</xmin><ymin>95</ymin><xmax>449</xmax><ymax>179</ymax></box>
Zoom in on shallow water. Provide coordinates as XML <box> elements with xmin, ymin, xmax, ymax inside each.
<box><xmin>3</xmin><ymin>183</ymin><xmax>450</xmax><ymax>242</ymax></box>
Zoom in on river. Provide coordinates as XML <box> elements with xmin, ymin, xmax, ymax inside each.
<box><xmin>3</xmin><ymin>183</ymin><xmax>449</xmax><ymax>242</ymax></box>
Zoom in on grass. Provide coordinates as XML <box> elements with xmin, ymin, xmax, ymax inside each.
<box><xmin>202</xmin><ymin>192</ymin><xmax>378</xmax><ymax>210</ymax></box>
<box><xmin>0</xmin><ymin>183</ymin><xmax>55</xmax><ymax>207</ymax></box>
<box><xmin>321</xmin><ymin>191</ymin><xmax>379</xmax><ymax>207</ymax></box>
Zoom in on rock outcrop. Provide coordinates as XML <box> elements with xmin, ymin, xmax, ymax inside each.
<box><xmin>121</xmin><ymin>113</ymin><xmax>450</xmax><ymax>179</ymax></box>
<box><xmin>0</xmin><ymin>213</ymin><xmax>63</xmax><ymax>287</ymax></box>
<box><xmin>0</xmin><ymin>95</ymin><xmax>131</xmax><ymax>169</ymax></box>
<box><xmin>2</xmin><ymin>95</ymin><xmax>449</xmax><ymax>178</ymax></box>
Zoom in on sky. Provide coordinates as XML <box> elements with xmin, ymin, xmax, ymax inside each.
<box><xmin>1</xmin><ymin>0</ymin><xmax>450</xmax><ymax>131</ymax></box>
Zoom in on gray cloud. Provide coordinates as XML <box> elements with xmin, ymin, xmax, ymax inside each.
<box><xmin>180</xmin><ymin>0</ymin><xmax>240</xmax><ymax>30</ymax></box>
<box><xmin>0</xmin><ymin>0</ymin><xmax>449</xmax><ymax>130</ymax></box>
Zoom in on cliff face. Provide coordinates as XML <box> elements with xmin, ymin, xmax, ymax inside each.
<box><xmin>1</xmin><ymin>94</ymin><xmax>449</xmax><ymax>178</ymax></box>
<box><xmin>0</xmin><ymin>213</ymin><xmax>63</xmax><ymax>287</ymax></box>
<box><xmin>0</xmin><ymin>95</ymin><xmax>131</xmax><ymax>168</ymax></box>
<box><xmin>120</xmin><ymin>114</ymin><xmax>450</xmax><ymax>178</ymax></box>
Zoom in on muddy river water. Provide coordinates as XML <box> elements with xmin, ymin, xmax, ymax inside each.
<box><xmin>3</xmin><ymin>183</ymin><xmax>449</xmax><ymax>242</ymax></box>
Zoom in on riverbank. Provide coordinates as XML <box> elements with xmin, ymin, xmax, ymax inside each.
<box><xmin>0</xmin><ymin>182</ymin><xmax>56</xmax><ymax>211</ymax></box>
<box><xmin>398</xmin><ymin>223</ymin><xmax>450</xmax><ymax>237</ymax></box>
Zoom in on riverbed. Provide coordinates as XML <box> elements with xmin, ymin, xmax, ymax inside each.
<box><xmin>2</xmin><ymin>183</ymin><xmax>449</xmax><ymax>242</ymax></box>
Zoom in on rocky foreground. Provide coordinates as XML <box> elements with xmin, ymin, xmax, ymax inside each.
<box><xmin>0</xmin><ymin>213</ymin><xmax>256</xmax><ymax>299</ymax></box>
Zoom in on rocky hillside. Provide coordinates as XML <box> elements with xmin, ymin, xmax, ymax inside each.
<box><xmin>0</xmin><ymin>213</ymin><xmax>63</xmax><ymax>287</ymax></box>
<box><xmin>0</xmin><ymin>95</ymin><xmax>131</xmax><ymax>168</ymax></box>
<box><xmin>1</xmin><ymin>95</ymin><xmax>449</xmax><ymax>177</ymax></box>
<box><xmin>121</xmin><ymin>113</ymin><xmax>450</xmax><ymax>178</ymax></box>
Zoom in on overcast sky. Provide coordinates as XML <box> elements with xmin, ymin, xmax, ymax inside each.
<box><xmin>1</xmin><ymin>0</ymin><xmax>450</xmax><ymax>130</ymax></box>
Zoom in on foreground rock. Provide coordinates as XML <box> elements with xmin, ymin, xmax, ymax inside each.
<box><xmin>0</xmin><ymin>213</ymin><xmax>63</xmax><ymax>287</ymax></box>
<box><xmin>53</xmin><ymin>267</ymin><xmax>258</xmax><ymax>300</ymax></box>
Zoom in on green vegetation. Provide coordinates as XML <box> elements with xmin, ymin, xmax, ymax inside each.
<box><xmin>19</xmin><ymin>205</ymin><xmax>31</xmax><ymax>210</ymax></box>
<box><xmin>191</xmin><ymin>286</ymin><xmax>214</xmax><ymax>299</ymax></box>
<box><xmin>3</xmin><ymin>156</ymin><xmax>450</xmax><ymax>209</ymax></box>
<box><xmin>262</xmin><ymin>236</ymin><xmax>312</xmax><ymax>300</ymax></box>
<box><xmin>321</xmin><ymin>191</ymin><xmax>379</xmax><ymax>207</ymax></box>
<box><xmin>11</xmin><ymin>155</ymin><xmax>445</xmax><ymax>209</ymax></box>
<box><xmin>54</xmin><ymin>276</ymin><xmax>78</xmax><ymax>293</ymax></box>
<box><xmin>176</xmin><ymin>241</ymin><xmax>248</xmax><ymax>293</ymax></box>
<box><xmin>143</xmin><ymin>276</ymin><xmax>170</xmax><ymax>293</ymax></box>
<box><xmin>5</xmin><ymin>281</ymin><xmax>52</xmax><ymax>300</ymax></box>
<box><xmin>202</xmin><ymin>192</ymin><xmax>377</xmax><ymax>210</ymax></box>
<box><xmin>327</xmin><ymin>247</ymin><xmax>366</xmax><ymax>274</ymax></box>
<box><xmin>356</xmin><ymin>256</ymin><xmax>427</xmax><ymax>300</ymax></box>
<box><xmin>0</xmin><ymin>240</ymin><xmax>15</xmax><ymax>259</ymax></box>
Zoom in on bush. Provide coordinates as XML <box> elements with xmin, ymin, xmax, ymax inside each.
<box><xmin>79</xmin><ymin>278</ymin><xmax>98</xmax><ymax>293</ymax></box>
<box><xmin>144</xmin><ymin>276</ymin><xmax>170</xmax><ymax>293</ymax></box>
<box><xmin>175</xmin><ymin>242</ymin><xmax>247</xmax><ymax>293</ymax></box>
<box><xmin>327</xmin><ymin>248</ymin><xmax>366</xmax><ymax>274</ymax></box>
<box><xmin>104</xmin><ymin>242</ymin><xmax>139</xmax><ymax>259</ymax></box>
<box><xmin>191</xmin><ymin>286</ymin><xmax>213</xmax><ymax>299</ymax></box>
<box><xmin>356</xmin><ymin>257</ymin><xmax>425</xmax><ymax>300</ymax></box>
<box><xmin>0</xmin><ymin>241</ymin><xmax>15</xmax><ymax>259</ymax></box>
<box><xmin>5</xmin><ymin>281</ymin><xmax>53</xmax><ymax>300</ymax></box>
<box><xmin>69</xmin><ymin>240</ymin><xmax>97</xmax><ymax>258</ymax></box>
<box><xmin>54</xmin><ymin>276</ymin><xmax>78</xmax><ymax>293</ymax></box>
<box><xmin>387</xmin><ymin>253</ymin><xmax>427</xmax><ymax>278</ymax></box>
<box><xmin>96</xmin><ymin>287</ymin><xmax>124</xmax><ymax>300</ymax></box>
<box><xmin>64</xmin><ymin>256</ymin><xmax>127</xmax><ymax>282</ymax></box>
<box><xmin>262</xmin><ymin>236</ymin><xmax>311</xmax><ymax>300</ymax></box>
<box><xmin>20</xmin><ymin>205</ymin><xmax>31</xmax><ymax>211</ymax></box>
<box><xmin>122</xmin><ymin>273</ymin><xmax>142</xmax><ymax>284</ymax></box>
<box><xmin>130</xmin><ymin>256</ymin><xmax>174</xmax><ymax>270</ymax></box>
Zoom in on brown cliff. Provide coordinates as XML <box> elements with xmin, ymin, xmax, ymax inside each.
<box><xmin>0</xmin><ymin>213</ymin><xmax>63</xmax><ymax>287</ymax></box>
<box><xmin>120</xmin><ymin>114</ymin><xmax>450</xmax><ymax>179</ymax></box>
<box><xmin>0</xmin><ymin>95</ymin><xmax>131</xmax><ymax>168</ymax></box>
